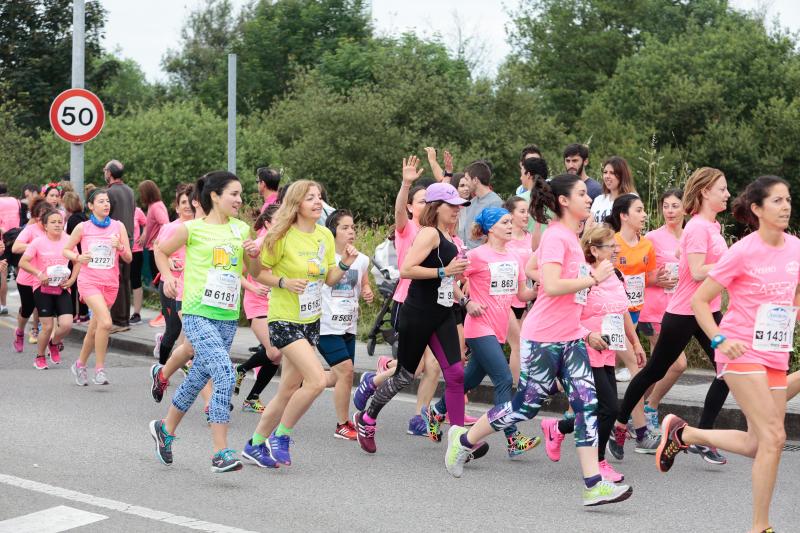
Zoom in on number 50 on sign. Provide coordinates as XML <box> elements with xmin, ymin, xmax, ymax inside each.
<box><xmin>49</xmin><ymin>88</ymin><xmax>105</xmax><ymax>144</ymax></box>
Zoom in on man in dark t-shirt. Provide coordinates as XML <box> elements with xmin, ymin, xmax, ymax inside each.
<box><xmin>104</xmin><ymin>160</ymin><xmax>135</xmax><ymax>331</ymax></box>
<box><xmin>563</xmin><ymin>143</ymin><xmax>602</xmax><ymax>201</ymax></box>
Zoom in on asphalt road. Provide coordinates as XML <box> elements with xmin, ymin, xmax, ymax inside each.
<box><xmin>0</xmin><ymin>320</ymin><xmax>798</xmax><ymax>532</ymax></box>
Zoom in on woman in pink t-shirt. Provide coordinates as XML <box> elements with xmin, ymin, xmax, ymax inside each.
<box><xmin>445</xmin><ymin>174</ymin><xmax>632</xmax><ymax>507</ymax></box>
<box><xmin>130</xmin><ymin>206</ymin><xmax>147</xmax><ymax>323</ymax></box>
<box><xmin>63</xmin><ymin>188</ymin><xmax>132</xmax><ymax>387</ymax></box>
<box><xmin>503</xmin><ymin>195</ymin><xmax>533</xmax><ymax>387</ymax></box>
<box><xmin>614</xmin><ymin>168</ymin><xmax>731</xmax><ymax>465</ymax></box>
<box><xmin>658</xmin><ymin>176</ymin><xmax>799</xmax><ymax>533</ymax></box>
<box><xmin>18</xmin><ymin>209</ymin><xmax>79</xmax><ymax>370</ymax></box>
<box><xmin>428</xmin><ymin>207</ymin><xmax>537</xmax><ymax>457</ymax></box>
<box><xmin>11</xmin><ymin>198</ymin><xmax>50</xmax><ymax>352</ymax></box>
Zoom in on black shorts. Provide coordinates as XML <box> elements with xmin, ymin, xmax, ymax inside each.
<box><xmin>17</xmin><ymin>283</ymin><xmax>35</xmax><ymax>318</ymax></box>
<box><xmin>131</xmin><ymin>251</ymin><xmax>143</xmax><ymax>290</ymax></box>
<box><xmin>33</xmin><ymin>288</ymin><xmax>73</xmax><ymax>317</ymax></box>
<box><xmin>452</xmin><ymin>304</ymin><xmax>465</xmax><ymax>325</ymax></box>
<box><xmin>268</xmin><ymin>320</ymin><xmax>320</xmax><ymax>349</ymax></box>
<box><xmin>512</xmin><ymin>306</ymin><xmax>525</xmax><ymax>320</ymax></box>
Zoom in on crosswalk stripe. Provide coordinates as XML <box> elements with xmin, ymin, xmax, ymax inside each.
<box><xmin>0</xmin><ymin>505</ymin><xmax>107</xmax><ymax>533</ymax></box>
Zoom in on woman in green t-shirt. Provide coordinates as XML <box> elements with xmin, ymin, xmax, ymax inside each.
<box><xmin>148</xmin><ymin>171</ymin><xmax>261</xmax><ymax>473</ymax></box>
<box><xmin>241</xmin><ymin>180</ymin><xmax>359</xmax><ymax>469</ymax></box>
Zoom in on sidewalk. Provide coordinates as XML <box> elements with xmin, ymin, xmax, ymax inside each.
<box><xmin>5</xmin><ymin>284</ymin><xmax>799</xmax><ymax>439</ymax></box>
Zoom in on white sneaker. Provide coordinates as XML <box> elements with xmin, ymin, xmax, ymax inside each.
<box><xmin>615</xmin><ymin>367</ymin><xmax>632</xmax><ymax>382</ymax></box>
<box><xmin>153</xmin><ymin>333</ymin><xmax>163</xmax><ymax>359</ymax></box>
<box><xmin>93</xmin><ymin>369</ymin><xmax>109</xmax><ymax>385</ymax></box>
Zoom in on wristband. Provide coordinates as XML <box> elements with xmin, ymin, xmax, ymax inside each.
<box><xmin>338</xmin><ymin>260</ymin><xmax>350</xmax><ymax>271</ymax></box>
<box><xmin>438</xmin><ymin>267</ymin><xmax>446</xmax><ymax>279</ymax></box>
<box><xmin>443</xmin><ymin>171</ymin><xmax>454</xmax><ymax>178</ymax></box>
<box><xmin>278</xmin><ymin>277</ymin><xmax>285</xmax><ymax>289</ymax></box>
<box><xmin>589</xmin><ymin>272</ymin><xmax>598</xmax><ymax>285</ymax></box>
<box><xmin>459</xmin><ymin>297</ymin><xmax>470</xmax><ymax>307</ymax></box>
<box><xmin>710</xmin><ymin>334</ymin><xmax>726</xmax><ymax>349</ymax></box>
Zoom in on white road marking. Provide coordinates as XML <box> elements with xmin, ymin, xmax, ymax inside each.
<box><xmin>0</xmin><ymin>505</ymin><xmax>107</xmax><ymax>533</ymax></box>
<box><xmin>0</xmin><ymin>474</ymin><xmax>259</xmax><ymax>533</ymax></box>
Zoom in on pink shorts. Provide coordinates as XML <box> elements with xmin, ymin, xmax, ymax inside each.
<box><xmin>716</xmin><ymin>362</ymin><xmax>787</xmax><ymax>390</ymax></box>
<box><xmin>78</xmin><ymin>280</ymin><xmax>118</xmax><ymax>307</ymax></box>
<box><xmin>243</xmin><ymin>292</ymin><xmax>269</xmax><ymax>320</ymax></box>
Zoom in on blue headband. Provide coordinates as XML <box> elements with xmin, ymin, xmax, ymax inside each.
<box><xmin>475</xmin><ymin>207</ymin><xmax>509</xmax><ymax>233</ymax></box>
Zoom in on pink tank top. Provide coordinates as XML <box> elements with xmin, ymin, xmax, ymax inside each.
<box><xmin>79</xmin><ymin>219</ymin><xmax>123</xmax><ymax>287</ymax></box>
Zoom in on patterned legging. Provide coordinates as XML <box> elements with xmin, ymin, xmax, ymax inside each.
<box><xmin>172</xmin><ymin>315</ymin><xmax>237</xmax><ymax>424</ymax></box>
<box><xmin>487</xmin><ymin>338</ymin><xmax>599</xmax><ymax>447</ymax></box>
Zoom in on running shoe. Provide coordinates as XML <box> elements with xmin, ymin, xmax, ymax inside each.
<box><xmin>28</xmin><ymin>328</ymin><xmax>39</xmax><ymax>344</ymax></box>
<box><xmin>268</xmin><ymin>433</ymin><xmax>292</xmax><ymax>466</ymax></box>
<box><xmin>615</xmin><ymin>367</ymin><xmax>631</xmax><ymax>382</ymax></box>
<box><xmin>353</xmin><ymin>372</ymin><xmax>376</xmax><ymax>411</ymax></box>
<box><xmin>407</xmin><ymin>414</ymin><xmax>427</xmax><ymax>437</ymax></box>
<box><xmin>598</xmin><ymin>459</ymin><xmax>624</xmax><ymax>482</ymax></box>
<box><xmin>149</xmin><ymin>314</ymin><xmax>166</xmax><ymax>328</ymax></box>
<box><xmin>688</xmin><ymin>444</ymin><xmax>727</xmax><ymax>465</ymax></box>
<box><xmin>242</xmin><ymin>398</ymin><xmax>265</xmax><ymax>413</ymax></box>
<box><xmin>655</xmin><ymin>414</ymin><xmax>688</xmax><ymax>473</ymax></box>
<box><xmin>644</xmin><ymin>404</ymin><xmax>660</xmax><ymax>433</ymax></box>
<box><xmin>75</xmin><ymin>315</ymin><xmax>90</xmax><ymax>323</ymax></box>
<box><xmin>506</xmin><ymin>431</ymin><xmax>541</xmax><ymax>457</ymax></box>
<box><xmin>607</xmin><ymin>424</ymin><xmax>627</xmax><ymax>460</ymax></box>
<box><xmin>33</xmin><ymin>355</ymin><xmax>48</xmax><ymax>370</ymax></box>
<box><xmin>582</xmin><ymin>480</ymin><xmax>633</xmax><ymax>506</ymax></box>
<box><xmin>93</xmin><ymin>368</ymin><xmax>109</xmax><ymax>385</ymax></box>
<box><xmin>48</xmin><ymin>341</ymin><xmax>61</xmax><ymax>365</ymax></box>
<box><xmin>233</xmin><ymin>366</ymin><xmax>246</xmax><ymax>395</ymax></box>
<box><xmin>13</xmin><ymin>329</ymin><xmax>24</xmax><ymax>353</ymax></box>
<box><xmin>0</xmin><ymin>305</ymin><xmax>7</xmax><ymax>315</ymax></box>
<box><xmin>211</xmin><ymin>448</ymin><xmax>243</xmax><ymax>473</ymax></box>
<box><xmin>149</xmin><ymin>419</ymin><xmax>175</xmax><ymax>466</ymax></box>
<box><xmin>243</xmin><ymin>439</ymin><xmax>278</xmax><ymax>468</ymax></box>
<box><xmin>71</xmin><ymin>362</ymin><xmax>88</xmax><ymax>386</ymax></box>
<box><xmin>634</xmin><ymin>431</ymin><xmax>661</xmax><ymax>454</ymax></box>
<box><xmin>376</xmin><ymin>356</ymin><xmax>392</xmax><ymax>374</ymax></box>
<box><xmin>420</xmin><ymin>405</ymin><xmax>444</xmax><ymax>442</ymax></box>
<box><xmin>129</xmin><ymin>313</ymin><xmax>142</xmax><ymax>325</ymax></box>
<box><xmin>541</xmin><ymin>417</ymin><xmax>565</xmax><ymax>462</ymax></box>
<box><xmin>152</xmin><ymin>333</ymin><xmax>162</xmax><ymax>359</ymax></box>
<box><xmin>334</xmin><ymin>421</ymin><xmax>357</xmax><ymax>440</ymax></box>
<box><xmin>353</xmin><ymin>411</ymin><xmax>376</xmax><ymax>454</ymax></box>
<box><xmin>444</xmin><ymin>426</ymin><xmax>473</xmax><ymax>478</ymax></box>
<box><xmin>150</xmin><ymin>364</ymin><xmax>168</xmax><ymax>403</ymax></box>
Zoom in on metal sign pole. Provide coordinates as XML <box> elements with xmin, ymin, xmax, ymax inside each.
<box><xmin>227</xmin><ymin>53</ymin><xmax>237</xmax><ymax>174</ymax></box>
<box><xmin>71</xmin><ymin>0</ymin><xmax>85</xmax><ymax>203</ymax></box>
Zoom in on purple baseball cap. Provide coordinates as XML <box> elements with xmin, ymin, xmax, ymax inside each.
<box><xmin>425</xmin><ymin>183</ymin><xmax>470</xmax><ymax>206</ymax></box>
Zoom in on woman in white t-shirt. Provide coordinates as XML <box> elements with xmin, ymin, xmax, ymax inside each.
<box><xmin>590</xmin><ymin>156</ymin><xmax>636</xmax><ymax>224</ymax></box>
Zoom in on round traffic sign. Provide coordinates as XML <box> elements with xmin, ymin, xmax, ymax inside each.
<box><xmin>49</xmin><ymin>88</ymin><xmax>105</xmax><ymax>144</ymax></box>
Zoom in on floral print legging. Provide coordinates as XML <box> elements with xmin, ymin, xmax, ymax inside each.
<box><xmin>487</xmin><ymin>338</ymin><xmax>599</xmax><ymax>447</ymax></box>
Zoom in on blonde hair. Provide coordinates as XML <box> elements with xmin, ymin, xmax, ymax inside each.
<box><xmin>580</xmin><ymin>224</ymin><xmax>615</xmax><ymax>263</ymax></box>
<box><xmin>263</xmin><ymin>179</ymin><xmax>321</xmax><ymax>252</ymax></box>
<box><xmin>682</xmin><ymin>167</ymin><xmax>724</xmax><ymax>216</ymax></box>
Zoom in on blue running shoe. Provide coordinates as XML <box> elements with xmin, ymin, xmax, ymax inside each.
<box><xmin>268</xmin><ymin>433</ymin><xmax>292</xmax><ymax>466</ymax></box>
<box><xmin>420</xmin><ymin>405</ymin><xmax>444</xmax><ymax>442</ymax></box>
<box><xmin>211</xmin><ymin>448</ymin><xmax>243</xmax><ymax>473</ymax></box>
<box><xmin>353</xmin><ymin>372</ymin><xmax>377</xmax><ymax>412</ymax></box>
<box><xmin>243</xmin><ymin>439</ymin><xmax>278</xmax><ymax>468</ymax></box>
<box><xmin>407</xmin><ymin>414</ymin><xmax>427</xmax><ymax>437</ymax></box>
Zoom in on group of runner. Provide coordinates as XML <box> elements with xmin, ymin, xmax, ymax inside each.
<box><xmin>2</xmin><ymin>143</ymin><xmax>797</xmax><ymax>533</ymax></box>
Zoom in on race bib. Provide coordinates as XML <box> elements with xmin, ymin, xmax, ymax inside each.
<box><xmin>46</xmin><ymin>264</ymin><xmax>70</xmax><ymax>287</ymax></box>
<box><xmin>664</xmin><ymin>262</ymin><xmax>679</xmax><ymax>294</ymax></box>
<box><xmin>752</xmin><ymin>303</ymin><xmax>798</xmax><ymax>352</ymax></box>
<box><xmin>330</xmin><ymin>297</ymin><xmax>356</xmax><ymax>329</ymax></box>
<box><xmin>88</xmin><ymin>241</ymin><xmax>114</xmax><ymax>270</ymax></box>
<box><xmin>489</xmin><ymin>261</ymin><xmax>518</xmax><ymax>296</ymax></box>
<box><xmin>624</xmin><ymin>273</ymin><xmax>645</xmax><ymax>307</ymax></box>
<box><xmin>299</xmin><ymin>281</ymin><xmax>322</xmax><ymax>319</ymax></box>
<box><xmin>201</xmin><ymin>268</ymin><xmax>240</xmax><ymax>310</ymax></box>
<box><xmin>437</xmin><ymin>276</ymin><xmax>454</xmax><ymax>307</ymax></box>
<box><xmin>574</xmin><ymin>264</ymin><xmax>590</xmax><ymax>305</ymax></box>
<box><xmin>601</xmin><ymin>313</ymin><xmax>627</xmax><ymax>351</ymax></box>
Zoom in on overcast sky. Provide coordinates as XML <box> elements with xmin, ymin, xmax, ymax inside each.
<box><xmin>97</xmin><ymin>0</ymin><xmax>800</xmax><ymax>82</ymax></box>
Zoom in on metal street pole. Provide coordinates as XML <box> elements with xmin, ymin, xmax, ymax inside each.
<box><xmin>71</xmin><ymin>0</ymin><xmax>85</xmax><ymax>202</ymax></box>
<box><xmin>227</xmin><ymin>54</ymin><xmax>236</xmax><ymax>174</ymax></box>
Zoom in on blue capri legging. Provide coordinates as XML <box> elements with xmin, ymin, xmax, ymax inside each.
<box><xmin>172</xmin><ymin>315</ymin><xmax>237</xmax><ymax>424</ymax></box>
<box><xmin>487</xmin><ymin>338</ymin><xmax>599</xmax><ymax>447</ymax></box>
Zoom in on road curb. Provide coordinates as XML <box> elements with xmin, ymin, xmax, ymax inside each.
<box><xmin>70</xmin><ymin>327</ymin><xmax>800</xmax><ymax>440</ymax></box>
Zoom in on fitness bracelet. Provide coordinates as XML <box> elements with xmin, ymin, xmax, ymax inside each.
<box><xmin>438</xmin><ymin>267</ymin><xmax>446</xmax><ymax>279</ymax></box>
<box><xmin>278</xmin><ymin>277</ymin><xmax>285</xmax><ymax>289</ymax></box>
<box><xmin>710</xmin><ymin>334</ymin><xmax>726</xmax><ymax>349</ymax></box>
<box><xmin>338</xmin><ymin>260</ymin><xmax>350</xmax><ymax>271</ymax></box>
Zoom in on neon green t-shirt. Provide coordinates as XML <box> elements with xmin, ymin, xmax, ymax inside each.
<box><xmin>182</xmin><ymin>217</ymin><xmax>251</xmax><ymax>321</ymax></box>
<box><xmin>261</xmin><ymin>225</ymin><xmax>336</xmax><ymax>324</ymax></box>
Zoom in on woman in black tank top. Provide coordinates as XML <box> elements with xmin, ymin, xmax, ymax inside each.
<box><xmin>353</xmin><ymin>182</ymin><xmax>470</xmax><ymax>454</ymax></box>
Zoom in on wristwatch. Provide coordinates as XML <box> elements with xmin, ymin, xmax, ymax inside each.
<box><xmin>710</xmin><ymin>334</ymin><xmax>726</xmax><ymax>349</ymax></box>
<box><xmin>438</xmin><ymin>267</ymin><xmax>446</xmax><ymax>279</ymax></box>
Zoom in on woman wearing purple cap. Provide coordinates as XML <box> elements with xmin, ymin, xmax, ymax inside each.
<box><xmin>353</xmin><ymin>182</ymin><xmax>469</xmax><ymax>454</ymax></box>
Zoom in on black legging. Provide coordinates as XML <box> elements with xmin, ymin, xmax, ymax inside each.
<box><xmin>157</xmin><ymin>282</ymin><xmax>183</xmax><ymax>365</ymax></box>
<box><xmin>617</xmin><ymin>311</ymin><xmax>728</xmax><ymax>429</ymax></box>
<box><xmin>237</xmin><ymin>345</ymin><xmax>279</xmax><ymax>400</ymax></box>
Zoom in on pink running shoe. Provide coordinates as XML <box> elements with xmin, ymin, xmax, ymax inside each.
<box><xmin>541</xmin><ymin>417</ymin><xmax>565</xmax><ymax>462</ymax></box>
<box><xmin>48</xmin><ymin>341</ymin><xmax>61</xmax><ymax>364</ymax></box>
<box><xmin>14</xmin><ymin>329</ymin><xmax>24</xmax><ymax>353</ymax></box>
<box><xmin>376</xmin><ymin>356</ymin><xmax>392</xmax><ymax>374</ymax></box>
<box><xmin>446</xmin><ymin>413</ymin><xmax>479</xmax><ymax>426</ymax></box>
<box><xmin>33</xmin><ymin>355</ymin><xmax>48</xmax><ymax>370</ymax></box>
<box><xmin>598</xmin><ymin>459</ymin><xmax>624</xmax><ymax>482</ymax></box>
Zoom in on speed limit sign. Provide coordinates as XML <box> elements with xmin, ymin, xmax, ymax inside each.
<box><xmin>49</xmin><ymin>88</ymin><xmax>105</xmax><ymax>144</ymax></box>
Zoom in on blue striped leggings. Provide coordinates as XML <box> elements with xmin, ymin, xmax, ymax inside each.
<box><xmin>172</xmin><ymin>315</ymin><xmax>237</xmax><ymax>424</ymax></box>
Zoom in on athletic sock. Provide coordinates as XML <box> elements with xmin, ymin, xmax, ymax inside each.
<box><xmin>557</xmin><ymin>419</ymin><xmax>570</xmax><ymax>434</ymax></box>
<box><xmin>275</xmin><ymin>423</ymin><xmax>293</xmax><ymax>437</ymax></box>
<box><xmin>252</xmin><ymin>432</ymin><xmax>267</xmax><ymax>446</ymax></box>
<box><xmin>76</xmin><ymin>361</ymin><xmax>85</xmax><ymax>368</ymax></box>
<box><xmin>362</xmin><ymin>413</ymin><xmax>376</xmax><ymax>425</ymax></box>
<box><xmin>460</xmin><ymin>433</ymin><xmax>473</xmax><ymax>448</ymax></box>
<box><xmin>584</xmin><ymin>474</ymin><xmax>602</xmax><ymax>489</ymax></box>
<box><xmin>635</xmin><ymin>426</ymin><xmax>647</xmax><ymax>441</ymax></box>
<box><xmin>675</xmin><ymin>426</ymin><xmax>685</xmax><ymax>446</ymax></box>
